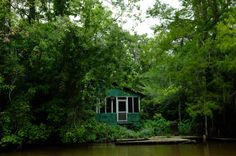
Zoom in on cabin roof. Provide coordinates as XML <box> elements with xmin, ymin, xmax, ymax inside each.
<box><xmin>106</xmin><ymin>88</ymin><xmax>139</xmax><ymax>97</ymax></box>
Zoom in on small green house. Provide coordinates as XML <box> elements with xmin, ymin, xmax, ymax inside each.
<box><xmin>96</xmin><ymin>88</ymin><xmax>141</xmax><ymax>126</ymax></box>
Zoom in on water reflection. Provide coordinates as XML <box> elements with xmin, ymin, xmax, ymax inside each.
<box><xmin>203</xmin><ymin>143</ymin><xmax>210</xmax><ymax>156</ymax></box>
<box><xmin>1</xmin><ymin>143</ymin><xmax>236</xmax><ymax>156</ymax></box>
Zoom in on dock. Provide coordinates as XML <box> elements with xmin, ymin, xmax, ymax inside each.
<box><xmin>115</xmin><ymin>136</ymin><xmax>196</xmax><ymax>145</ymax></box>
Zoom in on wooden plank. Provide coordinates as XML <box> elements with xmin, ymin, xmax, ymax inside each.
<box><xmin>115</xmin><ymin>136</ymin><xmax>196</xmax><ymax>145</ymax></box>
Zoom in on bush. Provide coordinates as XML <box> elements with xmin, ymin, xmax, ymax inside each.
<box><xmin>60</xmin><ymin>120</ymin><xmax>95</xmax><ymax>143</ymax></box>
<box><xmin>60</xmin><ymin>119</ymin><xmax>140</xmax><ymax>143</ymax></box>
<box><xmin>0</xmin><ymin>135</ymin><xmax>22</xmax><ymax>147</ymax></box>
<box><xmin>95</xmin><ymin>123</ymin><xmax>139</xmax><ymax>142</ymax></box>
<box><xmin>137</xmin><ymin>128</ymin><xmax>154</xmax><ymax>138</ymax></box>
<box><xmin>0</xmin><ymin>123</ymin><xmax>51</xmax><ymax>147</ymax></box>
<box><xmin>142</xmin><ymin>113</ymin><xmax>171</xmax><ymax>136</ymax></box>
<box><xmin>178</xmin><ymin>120</ymin><xmax>193</xmax><ymax>135</ymax></box>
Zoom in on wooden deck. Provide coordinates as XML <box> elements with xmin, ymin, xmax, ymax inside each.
<box><xmin>115</xmin><ymin>136</ymin><xmax>196</xmax><ymax>145</ymax></box>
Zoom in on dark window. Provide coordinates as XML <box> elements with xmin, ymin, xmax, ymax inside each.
<box><xmin>100</xmin><ymin>97</ymin><xmax>117</xmax><ymax>113</ymax></box>
<box><xmin>112</xmin><ymin>98</ymin><xmax>116</xmax><ymax>113</ymax></box>
<box><xmin>134</xmin><ymin>97</ymin><xmax>139</xmax><ymax>112</ymax></box>
<box><xmin>118</xmin><ymin>97</ymin><xmax>126</xmax><ymax>100</ymax></box>
<box><xmin>128</xmin><ymin>97</ymin><xmax>133</xmax><ymax>113</ymax></box>
<box><xmin>106</xmin><ymin>98</ymin><xmax>111</xmax><ymax>113</ymax></box>
<box><xmin>119</xmin><ymin>101</ymin><xmax>126</xmax><ymax>111</ymax></box>
<box><xmin>100</xmin><ymin>104</ymin><xmax>105</xmax><ymax>113</ymax></box>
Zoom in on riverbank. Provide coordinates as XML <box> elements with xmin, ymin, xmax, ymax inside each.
<box><xmin>115</xmin><ymin>136</ymin><xmax>236</xmax><ymax>145</ymax></box>
<box><xmin>2</xmin><ymin>134</ymin><xmax>236</xmax><ymax>151</ymax></box>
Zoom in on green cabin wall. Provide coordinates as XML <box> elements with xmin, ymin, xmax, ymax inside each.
<box><xmin>127</xmin><ymin>113</ymin><xmax>140</xmax><ymax>123</ymax></box>
<box><xmin>96</xmin><ymin>113</ymin><xmax>117</xmax><ymax>125</ymax></box>
<box><xmin>96</xmin><ymin>113</ymin><xmax>140</xmax><ymax>126</ymax></box>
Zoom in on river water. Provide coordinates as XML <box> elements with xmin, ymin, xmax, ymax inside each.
<box><xmin>1</xmin><ymin>143</ymin><xmax>236</xmax><ymax>156</ymax></box>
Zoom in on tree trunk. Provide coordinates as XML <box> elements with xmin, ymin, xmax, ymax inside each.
<box><xmin>205</xmin><ymin>115</ymin><xmax>208</xmax><ymax>136</ymax></box>
<box><xmin>28</xmin><ymin>0</ymin><xmax>36</xmax><ymax>23</ymax></box>
<box><xmin>54</xmin><ymin>0</ymin><xmax>67</xmax><ymax>16</ymax></box>
<box><xmin>178</xmin><ymin>101</ymin><xmax>182</xmax><ymax>121</ymax></box>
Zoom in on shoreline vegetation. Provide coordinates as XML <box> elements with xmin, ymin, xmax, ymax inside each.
<box><xmin>1</xmin><ymin>117</ymin><xmax>236</xmax><ymax>151</ymax></box>
<box><xmin>2</xmin><ymin>133</ymin><xmax>236</xmax><ymax>152</ymax></box>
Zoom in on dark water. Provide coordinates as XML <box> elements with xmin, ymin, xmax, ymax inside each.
<box><xmin>1</xmin><ymin>143</ymin><xmax>236</xmax><ymax>156</ymax></box>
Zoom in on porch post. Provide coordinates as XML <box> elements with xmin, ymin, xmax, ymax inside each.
<box><xmin>105</xmin><ymin>97</ymin><xmax>107</xmax><ymax>113</ymax></box>
<box><xmin>138</xmin><ymin>97</ymin><xmax>140</xmax><ymax>112</ymax></box>
<box><xmin>116</xmin><ymin>97</ymin><xmax>118</xmax><ymax>121</ymax></box>
<box><xmin>126</xmin><ymin>97</ymin><xmax>128</xmax><ymax>113</ymax></box>
<box><xmin>111</xmin><ymin>98</ymin><xmax>113</xmax><ymax>113</ymax></box>
<box><xmin>132</xmin><ymin>97</ymin><xmax>134</xmax><ymax>113</ymax></box>
<box><xmin>126</xmin><ymin>97</ymin><xmax>128</xmax><ymax>121</ymax></box>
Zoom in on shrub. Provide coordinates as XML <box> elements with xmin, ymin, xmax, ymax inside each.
<box><xmin>138</xmin><ymin>128</ymin><xmax>154</xmax><ymax>138</ymax></box>
<box><xmin>0</xmin><ymin>135</ymin><xmax>22</xmax><ymax>147</ymax></box>
<box><xmin>60</xmin><ymin>120</ymin><xmax>140</xmax><ymax>143</ymax></box>
<box><xmin>142</xmin><ymin>113</ymin><xmax>171</xmax><ymax>136</ymax></box>
<box><xmin>178</xmin><ymin>119</ymin><xmax>193</xmax><ymax>135</ymax></box>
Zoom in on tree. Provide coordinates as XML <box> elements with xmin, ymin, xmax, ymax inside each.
<box><xmin>142</xmin><ymin>0</ymin><xmax>236</xmax><ymax>136</ymax></box>
<box><xmin>0</xmin><ymin>0</ymin><xmax>142</xmax><ymax>147</ymax></box>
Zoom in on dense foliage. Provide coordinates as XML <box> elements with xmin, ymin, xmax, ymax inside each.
<box><xmin>142</xmin><ymin>0</ymin><xmax>236</xmax><ymax>137</ymax></box>
<box><xmin>0</xmin><ymin>0</ymin><xmax>142</xmax><ymax>148</ymax></box>
<box><xmin>0</xmin><ymin>0</ymin><xmax>235</xmax><ymax>149</ymax></box>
